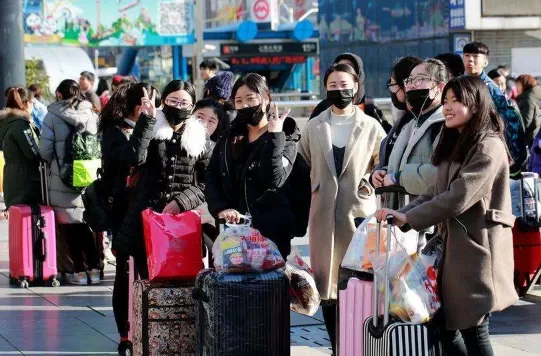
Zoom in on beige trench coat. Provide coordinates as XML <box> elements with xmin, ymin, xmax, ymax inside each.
<box><xmin>401</xmin><ymin>134</ymin><xmax>518</xmax><ymax>330</ymax></box>
<box><xmin>299</xmin><ymin>107</ymin><xmax>386</xmax><ymax>300</ymax></box>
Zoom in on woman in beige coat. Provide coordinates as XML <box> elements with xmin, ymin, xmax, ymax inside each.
<box><xmin>299</xmin><ymin>63</ymin><xmax>385</xmax><ymax>354</ymax></box>
<box><xmin>377</xmin><ymin>76</ymin><xmax>518</xmax><ymax>356</ymax></box>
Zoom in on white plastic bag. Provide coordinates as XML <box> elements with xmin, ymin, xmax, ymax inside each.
<box><xmin>285</xmin><ymin>248</ymin><xmax>321</xmax><ymax>316</ymax></box>
<box><xmin>342</xmin><ymin>215</ymin><xmax>418</xmax><ymax>273</ymax></box>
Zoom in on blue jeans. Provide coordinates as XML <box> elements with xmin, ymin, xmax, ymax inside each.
<box><xmin>440</xmin><ymin>314</ymin><xmax>494</xmax><ymax>356</ymax></box>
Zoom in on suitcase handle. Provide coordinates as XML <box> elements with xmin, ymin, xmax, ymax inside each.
<box><xmin>375</xmin><ymin>186</ymin><xmax>408</xmax><ymax>195</ymax></box>
<box><xmin>372</xmin><ymin>215</ymin><xmax>394</xmax><ymax>330</ymax></box>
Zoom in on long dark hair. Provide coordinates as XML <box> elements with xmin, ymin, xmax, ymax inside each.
<box><xmin>161</xmin><ymin>80</ymin><xmax>196</xmax><ymax>105</ymax></box>
<box><xmin>98</xmin><ymin>82</ymin><xmax>159</xmax><ymax>133</ymax></box>
<box><xmin>56</xmin><ymin>79</ymin><xmax>86</xmax><ymax>109</ymax></box>
<box><xmin>6</xmin><ymin>87</ymin><xmax>33</xmax><ymax>111</ymax></box>
<box><xmin>433</xmin><ymin>76</ymin><xmax>509</xmax><ymax>165</ymax></box>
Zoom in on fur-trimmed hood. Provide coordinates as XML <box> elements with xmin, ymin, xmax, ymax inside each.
<box><xmin>152</xmin><ymin>109</ymin><xmax>208</xmax><ymax>158</ymax></box>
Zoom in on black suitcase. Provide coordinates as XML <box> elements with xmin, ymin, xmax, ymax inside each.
<box><xmin>194</xmin><ymin>268</ymin><xmax>290</xmax><ymax>356</ymax></box>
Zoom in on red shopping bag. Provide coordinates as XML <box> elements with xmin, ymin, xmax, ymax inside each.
<box><xmin>142</xmin><ymin>209</ymin><xmax>203</xmax><ymax>281</ymax></box>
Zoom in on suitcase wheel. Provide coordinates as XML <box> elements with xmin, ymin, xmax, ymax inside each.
<box><xmin>18</xmin><ymin>279</ymin><xmax>29</xmax><ymax>289</ymax></box>
<box><xmin>51</xmin><ymin>278</ymin><xmax>60</xmax><ymax>288</ymax></box>
<box><xmin>118</xmin><ymin>340</ymin><xmax>132</xmax><ymax>356</ymax></box>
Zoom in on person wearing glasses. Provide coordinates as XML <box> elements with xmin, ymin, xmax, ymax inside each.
<box><xmin>372</xmin><ymin>56</ymin><xmax>422</xmax><ymax>184</ymax></box>
<box><xmin>114</xmin><ymin>80</ymin><xmax>210</xmax><ymax>277</ymax></box>
<box><xmin>372</xmin><ymin>58</ymin><xmax>450</xmax><ymax>205</ymax></box>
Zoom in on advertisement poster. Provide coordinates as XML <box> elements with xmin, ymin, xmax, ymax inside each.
<box><xmin>23</xmin><ymin>0</ymin><xmax>195</xmax><ymax>47</ymax></box>
<box><xmin>318</xmin><ymin>0</ymin><xmax>449</xmax><ymax>44</ymax></box>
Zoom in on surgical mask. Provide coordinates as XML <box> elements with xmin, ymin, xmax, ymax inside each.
<box><xmin>391</xmin><ymin>92</ymin><xmax>407</xmax><ymax>111</ymax></box>
<box><xmin>236</xmin><ymin>104</ymin><xmax>265</xmax><ymax>126</ymax></box>
<box><xmin>327</xmin><ymin>89</ymin><xmax>354</xmax><ymax>109</ymax></box>
<box><xmin>406</xmin><ymin>89</ymin><xmax>435</xmax><ymax>115</ymax></box>
<box><xmin>162</xmin><ymin>105</ymin><xmax>191</xmax><ymax>126</ymax></box>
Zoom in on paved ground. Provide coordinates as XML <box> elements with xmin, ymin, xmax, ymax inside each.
<box><xmin>0</xmin><ymin>222</ymin><xmax>539</xmax><ymax>355</ymax></box>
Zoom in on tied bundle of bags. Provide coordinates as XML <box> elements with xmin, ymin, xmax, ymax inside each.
<box><xmin>342</xmin><ymin>215</ymin><xmax>418</xmax><ymax>273</ymax></box>
<box><xmin>368</xmin><ymin>223</ymin><xmax>441</xmax><ymax>324</ymax></box>
<box><xmin>285</xmin><ymin>248</ymin><xmax>321</xmax><ymax>316</ymax></box>
<box><xmin>212</xmin><ymin>216</ymin><xmax>285</xmax><ymax>273</ymax></box>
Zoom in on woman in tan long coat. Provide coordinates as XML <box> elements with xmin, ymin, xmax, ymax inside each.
<box><xmin>299</xmin><ymin>63</ymin><xmax>385</xmax><ymax>354</ymax></box>
<box><xmin>377</xmin><ymin>76</ymin><xmax>518</xmax><ymax>356</ymax></box>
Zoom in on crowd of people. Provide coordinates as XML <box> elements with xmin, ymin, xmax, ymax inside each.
<box><xmin>0</xmin><ymin>41</ymin><xmax>539</xmax><ymax>355</ymax></box>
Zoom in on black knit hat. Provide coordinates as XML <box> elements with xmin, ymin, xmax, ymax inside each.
<box><xmin>205</xmin><ymin>71</ymin><xmax>234</xmax><ymax>100</ymax></box>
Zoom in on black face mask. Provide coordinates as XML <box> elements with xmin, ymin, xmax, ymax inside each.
<box><xmin>162</xmin><ymin>105</ymin><xmax>191</xmax><ymax>126</ymax></box>
<box><xmin>236</xmin><ymin>104</ymin><xmax>265</xmax><ymax>126</ymax></box>
<box><xmin>391</xmin><ymin>91</ymin><xmax>407</xmax><ymax>111</ymax></box>
<box><xmin>327</xmin><ymin>89</ymin><xmax>354</xmax><ymax>109</ymax></box>
<box><xmin>406</xmin><ymin>89</ymin><xmax>435</xmax><ymax>115</ymax></box>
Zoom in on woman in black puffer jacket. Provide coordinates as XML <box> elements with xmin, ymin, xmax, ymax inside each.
<box><xmin>98</xmin><ymin>82</ymin><xmax>159</xmax><ymax>354</ymax></box>
<box><xmin>205</xmin><ymin>73</ymin><xmax>302</xmax><ymax>258</ymax></box>
<box><xmin>114</xmin><ymin>80</ymin><xmax>210</xmax><ymax>275</ymax></box>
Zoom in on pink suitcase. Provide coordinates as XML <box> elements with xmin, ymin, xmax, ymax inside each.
<box><xmin>9</xmin><ymin>205</ymin><xmax>59</xmax><ymax>287</ymax></box>
<box><xmin>338</xmin><ymin>268</ymin><xmax>376</xmax><ymax>356</ymax></box>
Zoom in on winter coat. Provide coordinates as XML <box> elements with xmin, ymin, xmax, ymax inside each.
<box><xmin>114</xmin><ymin>110</ymin><xmax>210</xmax><ymax>259</ymax></box>
<box><xmin>516</xmin><ymin>85</ymin><xmax>541</xmax><ymax>144</ymax></box>
<box><xmin>299</xmin><ymin>106</ymin><xmax>386</xmax><ymax>300</ymax></box>
<box><xmin>0</xmin><ymin>109</ymin><xmax>41</xmax><ymax>208</ymax></box>
<box><xmin>39</xmin><ymin>100</ymin><xmax>98</xmax><ymax>224</ymax></box>
<box><xmin>529</xmin><ymin>131</ymin><xmax>541</xmax><ymax>173</ymax></box>
<box><xmin>374</xmin><ymin>111</ymin><xmax>414</xmax><ymax>172</ymax></box>
<box><xmin>205</xmin><ymin>117</ymin><xmax>301</xmax><ymax>258</ymax></box>
<box><xmin>400</xmin><ymin>134</ymin><xmax>518</xmax><ymax>330</ymax></box>
<box><xmin>385</xmin><ymin>107</ymin><xmax>444</xmax><ymax>199</ymax></box>
<box><xmin>100</xmin><ymin>115</ymin><xmax>156</xmax><ymax>235</ymax></box>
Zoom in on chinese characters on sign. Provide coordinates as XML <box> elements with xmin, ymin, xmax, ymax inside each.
<box><xmin>220</xmin><ymin>42</ymin><xmax>318</xmax><ymax>56</ymax></box>
<box><xmin>449</xmin><ymin>0</ymin><xmax>466</xmax><ymax>30</ymax></box>
<box><xmin>230</xmin><ymin>55</ymin><xmax>307</xmax><ymax>65</ymax></box>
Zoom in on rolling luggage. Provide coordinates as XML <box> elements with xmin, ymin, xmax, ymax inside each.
<box><xmin>363</xmin><ymin>214</ymin><xmax>441</xmax><ymax>356</ymax></box>
<box><xmin>132</xmin><ymin>279</ymin><xmax>197</xmax><ymax>356</ymax></box>
<box><xmin>338</xmin><ymin>187</ymin><xmax>409</xmax><ymax>356</ymax></box>
<box><xmin>8</xmin><ymin>161</ymin><xmax>59</xmax><ymax>288</ymax></box>
<box><xmin>194</xmin><ymin>268</ymin><xmax>290</xmax><ymax>356</ymax></box>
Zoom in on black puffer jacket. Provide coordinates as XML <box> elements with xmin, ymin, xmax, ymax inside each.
<box><xmin>100</xmin><ymin>114</ymin><xmax>156</xmax><ymax>235</ymax></box>
<box><xmin>114</xmin><ymin>111</ymin><xmax>211</xmax><ymax>259</ymax></box>
<box><xmin>205</xmin><ymin>117</ymin><xmax>301</xmax><ymax>258</ymax></box>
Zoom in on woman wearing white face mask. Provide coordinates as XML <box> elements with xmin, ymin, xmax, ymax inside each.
<box><xmin>299</xmin><ymin>63</ymin><xmax>386</xmax><ymax>354</ymax></box>
<box><xmin>372</xmin><ymin>58</ymin><xmax>450</xmax><ymax>206</ymax></box>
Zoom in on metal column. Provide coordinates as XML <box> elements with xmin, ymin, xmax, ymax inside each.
<box><xmin>0</xmin><ymin>0</ymin><xmax>25</xmax><ymax>107</ymax></box>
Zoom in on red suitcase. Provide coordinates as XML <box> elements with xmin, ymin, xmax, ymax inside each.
<box><xmin>9</xmin><ymin>162</ymin><xmax>59</xmax><ymax>287</ymax></box>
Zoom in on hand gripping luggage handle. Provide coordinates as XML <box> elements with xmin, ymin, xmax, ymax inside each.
<box><xmin>375</xmin><ymin>186</ymin><xmax>410</xmax><ymax>209</ymax></box>
<box><xmin>372</xmin><ymin>215</ymin><xmax>394</xmax><ymax>330</ymax></box>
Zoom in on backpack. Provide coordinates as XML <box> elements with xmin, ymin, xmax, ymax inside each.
<box><xmin>55</xmin><ymin>126</ymin><xmax>101</xmax><ymax>191</ymax></box>
<box><xmin>82</xmin><ymin>168</ymin><xmax>113</xmax><ymax>232</ymax></box>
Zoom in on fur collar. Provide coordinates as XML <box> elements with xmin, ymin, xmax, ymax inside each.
<box><xmin>0</xmin><ymin>108</ymin><xmax>31</xmax><ymax>122</ymax></box>
<box><xmin>152</xmin><ymin>110</ymin><xmax>208</xmax><ymax>158</ymax></box>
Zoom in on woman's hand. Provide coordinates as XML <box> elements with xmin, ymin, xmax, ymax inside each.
<box><xmin>139</xmin><ymin>87</ymin><xmax>157</xmax><ymax>118</ymax></box>
<box><xmin>383</xmin><ymin>173</ymin><xmax>397</xmax><ymax>187</ymax></box>
<box><xmin>218</xmin><ymin>209</ymin><xmax>242</xmax><ymax>224</ymax></box>
<box><xmin>267</xmin><ymin>102</ymin><xmax>291</xmax><ymax>133</ymax></box>
<box><xmin>375</xmin><ymin>208</ymin><xmax>408</xmax><ymax>227</ymax></box>
<box><xmin>162</xmin><ymin>200</ymin><xmax>181</xmax><ymax>214</ymax></box>
<box><xmin>372</xmin><ymin>170</ymin><xmax>387</xmax><ymax>188</ymax></box>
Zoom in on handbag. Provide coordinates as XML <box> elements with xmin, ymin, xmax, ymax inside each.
<box><xmin>82</xmin><ymin>168</ymin><xmax>113</xmax><ymax>232</ymax></box>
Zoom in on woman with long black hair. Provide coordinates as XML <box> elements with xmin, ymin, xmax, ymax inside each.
<box><xmin>98</xmin><ymin>82</ymin><xmax>159</xmax><ymax>354</ymax></box>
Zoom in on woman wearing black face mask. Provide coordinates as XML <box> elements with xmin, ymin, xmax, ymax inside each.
<box><xmin>205</xmin><ymin>73</ymin><xmax>310</xmax><ymax>260</ymax></box>
<box><xmin>298</xmin><ymin>63</ymin><xmax>386</xmax><ymax>355</ymax></box>
<box><xmin>114</xmin><ymin>80</ymin><xmax>211</xmax><ymax>275</ymax></box>
<box><xmin>372</xmin><ymin>58</ymin><xmax>450</xmax><ymax>207</ymax></box>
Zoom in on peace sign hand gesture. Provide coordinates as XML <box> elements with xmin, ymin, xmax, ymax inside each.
<box><xmin>139</xmin><ymin>87</ymin><xmax>157</xmax><ymax>118</ymax></box>
<box><xmin>268</xmin><ymin>102</ymin><xmax>291</xmax><ymax>133</ymax></box>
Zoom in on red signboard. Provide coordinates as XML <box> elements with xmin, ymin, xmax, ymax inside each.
<box><xmin>230</xmin><ymin>55</ymin><xmax>306</xmax><ymax>65</ymax></box>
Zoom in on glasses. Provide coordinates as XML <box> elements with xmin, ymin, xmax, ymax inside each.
<box><xmin>386</xmin><ymin>79</ymin><xmax>401</xmax><ymax>93</ymax></box>
<box><xmin>165</xmin><ymin>98</ymin><xmax>193</xmax><ymax>109</ymax></box>
<box><xmin>403</xmin><ymin>76</ymin><xmax>434</xmax><ymax>87</ymax></box>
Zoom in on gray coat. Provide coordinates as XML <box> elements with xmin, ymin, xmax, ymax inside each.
<box><xmin>38</xmin><ymin>100</ymin><xmax>98</xmax><ymax>224</ymax></box>
<box><xmin>401</xmin><ymin>134</ymin><xmax>518</xmax><ymax>330</ymax></box>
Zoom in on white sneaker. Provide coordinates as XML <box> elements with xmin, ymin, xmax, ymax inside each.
<box><xmin>68</xmin><ymin>272</ymin><xmax>88</xmax><ymax>285</ymax></box>
<box><xmin>89</xmin><ymin>269</ymin><xmax>101</xmax><ymax>285</ymax></box>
